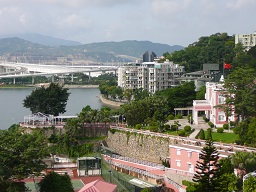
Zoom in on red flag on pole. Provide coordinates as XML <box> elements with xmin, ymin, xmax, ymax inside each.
<box><xmin>224</xmin><ymin>63</ymin><xmax>232</xmax><ymax>69</ymax></box>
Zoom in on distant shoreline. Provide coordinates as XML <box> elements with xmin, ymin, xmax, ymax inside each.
<box><xmin>99</xmin><ymin>94</ymin><xmax>125</xmax><ymax>108</ymax></box>
<box><xmin>0</xmin><ymin>84</ymin><xmax>99</xmax><ymax>89</ymax></box>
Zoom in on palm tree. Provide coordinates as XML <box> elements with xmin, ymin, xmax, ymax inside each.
<box><xmin>98</xmin><ymin>107</ymin><xmax>112</xmax><ymax>135</ymax></box>
<box><xmin>89</xmin><ymin>109</ymin><xmax>98</xmax><ymax>137</ymax></box>
<box><xmin>231</xmin><ymin>151</ymin><xmax>256</xmax><ymax>179</ymax></box>
<box><xmin>79</xmin><ymin>105</ymin><xmax>92</xmax><ymax>136</ymax></box>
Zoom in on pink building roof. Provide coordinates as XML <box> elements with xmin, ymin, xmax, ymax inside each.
<box><xmin>78</xmin><ymin>179</ymin><xmax>117</xmax><ymax>192</ymax></box>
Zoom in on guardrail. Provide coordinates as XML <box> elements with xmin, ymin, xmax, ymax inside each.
<box><xmin>165</xmin><ymin>167</ymin><xmax>194</xmax><ymax>177</ymax></box>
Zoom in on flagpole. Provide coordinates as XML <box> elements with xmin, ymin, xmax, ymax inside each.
<box><xmin>223</xmin><ymin>62</ymin><xmax>224</xmax><ymax>78</ymax></box>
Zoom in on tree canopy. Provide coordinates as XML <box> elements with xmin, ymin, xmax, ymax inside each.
<box><xmin>23</xmin><ymin>83</ymin><xmax>70</xmax><ymax>116</ymax></box>
<box><xmin>192</xmin><ymin>140</ymin><xmax>220</xmax><ymax>191</ymax></box>
<box><xmin>165</xmin><ymin>33</ymin><xmax>235</xmax><ymax>72</ymax></box>
<box><xmin>0</xmin><ymin>125</ymin><xmax>48</xmax><ymax>180</ymax></box>
<box><xmin>223</xmin><ymin>67</ymin><xmax>256</xmax><ymax>121</ymax></box>
<box><xmin>39</xmin><ymin>171</ymin><xmax>74</xmax><ymax>192</ymax></box>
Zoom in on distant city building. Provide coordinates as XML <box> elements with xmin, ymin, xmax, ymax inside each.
<box><xmin>235</xmin><ymin>32</ymin><xmax>256</xmax><ymax>51</ymax></box>
<box><xmin>176</xmin><ymin>63</ymin><xmax>221</xmax><ymax>91</ymax></box>
<box><xmin>150</xmin><ymin>51</ymin><xmax>157</xmax><ymax>62</ymax></box>
<box><xmin>143</xmin><ymin>51</ymin><xmax>150</xmax><ymax>62</ymax></box>
<box><xmin>118</xmin><ymin>60</ymin><xmax>185</xmax><ymax>94</ymax></box>
<box><xmin>143</xmin><ymin>51</ymin><xmax>157</xmax><ymax>62</ymax></box>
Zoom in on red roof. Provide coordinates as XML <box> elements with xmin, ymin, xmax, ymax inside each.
<box><xmin>78</xmin><ymin>179</ymin><xmax>117</xmax><ymax>192</ymax></box>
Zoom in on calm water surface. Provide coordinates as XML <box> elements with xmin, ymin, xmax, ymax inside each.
<box><xmin>0</xmin><ymin>88</ymin><xmax>103</xmax><ymax>129</ymax></box>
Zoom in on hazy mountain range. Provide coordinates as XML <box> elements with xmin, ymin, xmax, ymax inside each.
<box><xmin>0</xmin><ymin>34</ymin><xmax>184</xmax><ymax>63</ymax></box>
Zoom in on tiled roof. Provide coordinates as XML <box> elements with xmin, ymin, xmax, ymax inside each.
<box><xmin>78</xmin><ymin>179</ymin><xmax>117</xmax><ymax>192</ymax></box>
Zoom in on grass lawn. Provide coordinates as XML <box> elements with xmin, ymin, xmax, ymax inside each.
<box><xmin>165</xmin><ymin>131</ymin><xmax>179</xmax><ymax>136</ymax></box>
<box><xmin>206</xmin><ymin>131</ymin><xmax>239</xmax><ymax>143</ymax></box>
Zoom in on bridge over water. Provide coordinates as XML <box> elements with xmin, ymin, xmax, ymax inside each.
<box><xmin>0</xmin><ymin>62</ymin><xmax>118</xmax><ymax>84</ymax></box>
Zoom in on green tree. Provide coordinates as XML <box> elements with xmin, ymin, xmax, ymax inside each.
<box><xmin>224</xmin><ymin>67</ymin><xmax>256</xmax><ymax>121</ymax></box>
<box><xmin>197</xmin><ymin>129</ymin><xmax>205</xmax><ymax>140</ymax></box>
<box><xmin>206</xmin><ymin>128</ymin><xmax>212</xmax><ymax>140</ymax></box>
<box><xmin>192</xmin><ymin>140</ymin><xmax>220</xmax><ymax>192</ymax></box>
<box><xmin>231</xmin><ymin>151</ymin><xmax>256</xmax><ymax>179</ymax></box>
<box><xmin>133</xmin><ymin>88</ymin><xmax>150</xmax><ymax>101</ymax></box>
<box><xmin>215</xmin><ymin>157</ymin><xmax>238</xmax><ymax>192</ymax></box>
<box><xmin>23</xmin><ymin>83</ymin><xmax>70</xmax><ymax>116</ymax></box>
<box><xmin>0</xmin><ymin>125</ymin><xmax>48</xmax><ymax>180</ymax></box>
<box><xmin>215</xmin><ymin>173</ymin><xmax>238</xmax><ymax>192</ymax></box>
<box><xmin>123</xmin><ymin>88</ymin><xmax>133</xmax><ymax>102</ymax></box>
<box><xmin>39</xmin><ymin>171</ymin><xmax>74</xmax><ymax>192</ymax></box>
<box><xmin>78</xmin><ymin>105</ymin><xmax>92</xmax><ymax>136</ymax></box>
<box><xmin>244</xmin><ymin>175</ymin><xmax>256</xmax><ymax>192</ymax></box>
<box><xmin>155</xmin><ymin>82</ymin><xmax>196</xmax><ymax>113</ymax></box>
<box><xmin>196</xmin><ymin>86</ymin><xmax>206</xmax><ymax>100</ymax></box>
<box><xmin>98</xmin><ymin>107</ymin><xmax>112</xmax><ymax>128</ymax></box>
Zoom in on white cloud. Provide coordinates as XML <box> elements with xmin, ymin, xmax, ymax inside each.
<box><xmin>151</xmin><ymin>0</ymin><xmax>180</xmax><ymax>18</ymax></box>
<box><xmin>0</xmin><ymin>0</ymin><xmax>255</xmax><ymax>46</ymax></box>
<box><xmin>226</xmin><ymin>0</ymin><xmax>256</xmax><ymax>9</ymax></box>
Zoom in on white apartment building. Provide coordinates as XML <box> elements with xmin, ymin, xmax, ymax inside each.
<box><xmin>235</xmin><ymin>32</ymin><xmax>256</xmax><ymax>51</ymax></box>
<box><xmin>118</xmin><ymin>61</ymin><xmax>185</xmax><ymax>94</ymax></box>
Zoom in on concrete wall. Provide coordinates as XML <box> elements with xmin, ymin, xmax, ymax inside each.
<box><xmin>106</xmin><ymin>130</ymin><xmax>170</xmax><ymax>163</ymax></box>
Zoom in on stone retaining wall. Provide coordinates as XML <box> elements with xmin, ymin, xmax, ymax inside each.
<box><xmin>106</xmin><ymin>130</ymin><xmax>170</xmax><ymax>164</ymax></box>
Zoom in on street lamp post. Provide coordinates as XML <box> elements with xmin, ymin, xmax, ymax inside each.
<box><xmin>108</xmin><ymin>170</ymin><xmax>112</xmax><ymax>183</ymax></box>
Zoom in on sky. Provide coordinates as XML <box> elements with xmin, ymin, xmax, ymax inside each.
<box><xmin>0</xmin><ymin>0</ymin><xmax>255</xmax><ymax>47</ymax></box>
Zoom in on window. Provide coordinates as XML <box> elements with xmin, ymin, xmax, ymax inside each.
<box><xmin>177</xmin><ymin>149</ymin><xmax>181</xmax><ymax>155</ymax></box>
<box><xmin>218</xmin><ymin>96</ymin><xmax>225</xmax><ymax>104</ymax></box>
<box><xmin>188</xmin><ymin>163</ymin><xmax>193</xmax><ymax>172</ymax></box>
<box><xmin>218</xmin><ymin>115</ymin><xmax>225</xmax><ymax>121</ymax></box>
<box><xmin>188</xmin><ymin>151</ymin><xmax>192</xmax><ymax>158</ymax></box>
<box><xmin>176</xmin><ymin>160</ymin><xmax>181</xmax><ymax>167</ymax></box>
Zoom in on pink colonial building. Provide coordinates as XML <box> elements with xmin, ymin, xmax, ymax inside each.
<box><xmin>169</xmin><ymin>143</ymin><xmax>230</xmax><ymax>175</ymax></box>
<box><xmin>193</xmin><ymin>76</ymin><xmax>236</xmax><ymax>127</ymax></box>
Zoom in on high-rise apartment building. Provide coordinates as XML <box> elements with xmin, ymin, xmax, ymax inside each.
<box><xmin>118</xmin><ymin>61</ymin><xmax>185</xmax><ymax>94</ymax></box>
<box><xmin>235</xmin><ymin>32</ymin><xmax>256</xmax><ymax>51</ymax></box>
<box><xmin>142</xmin><ymin>51</ymin><xmax>157</xmax><ymax>62</ymax></box>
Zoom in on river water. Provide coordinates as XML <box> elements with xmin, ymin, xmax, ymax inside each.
<box><xmin>0</xmin><ymin>88</ymin><xmax>103</xmax><ymax>130</ymax></box>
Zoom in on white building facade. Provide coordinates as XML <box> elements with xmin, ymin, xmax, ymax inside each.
<box><xmin>118</xmin><ymin>61</ymin><xmax>185</xmax><ymax>94</ymax></box>
<box><xmin>235</xmin><ymin>32</ymin><xmax>256</xmax><ymax>51</ymax></box>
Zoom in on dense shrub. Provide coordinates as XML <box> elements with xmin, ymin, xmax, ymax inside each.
<box><xmin>149</xmin><ymin>121</ymin><xmax>160</xmax><ymax>127</ymax></box>
<box><xmin>149</xmin><ymin>126</ymin><xmax>158</xmax><ymax>132</ymax></box>
<box><xmin>230</xmin><ymin>121</ymin><xmax>235</xmax><ymax>127</ymax></box>
<box><xmin>217</xmin><ymin>128</ymin><xmax>224</xmax><ymax>133</ymax></box>
<box><xmin>184</xmin><ymin>125</ymin><xmax>192</xmax><ymax>132</ymax></box>
<box><xmin>175</xmin><ymin>114</ymin><xmax>183</xmax><ymax>119</ymax></box>
<box><xmin>178</xmin><ymin>130</ymin><xmax>186</xmax><ymax>136</ymax></box>
<box><xmin>206</xmin><ymin>128</ymin><xmax>212</xmax><ymax>140</ymax></box>
<box><xmin>203</xmin><ymin>116</ymin><xmax>209</xmax><ymax>122</ymax></box>
<box><xmin>223</xmin><ymin>124</ymin><xmax>229</xmax><ymax>130</ymax></box>
<box><xmin>197</xmin><ymin>129</ymin><xmax>205</xmax><ymax>140</ymax></box>
<box><xmin>109</xmin><ymin>129</ymin><xmax>116</xmax><ymax>134</ymax></box>
<box><xmin>187</xmin><ymin>114</ymin><xmax>193</xmax><ymax>124</ymax></box>
<box><xmin>136</xmin><ymin>124</ymin><xmax>142</xmax><ymax>129</ymax></box>
<box><xmin>164</xmin><ymin>124</ymin><xmax>171</xmax><ymax>130</ymax></box>
<box><xmin>171</xmin><ymin>124</ymin><xmax>178</xmax><ymax>131</ymax></box>
<box><xmin>208</xmin><ymin>121</ymin><xmax>214</xmax><ymax>128</ymax></box>
<box><xmin>167</xmin><ymin>114</ymin><xmax>175</xmax><ymax>120</ymax></box>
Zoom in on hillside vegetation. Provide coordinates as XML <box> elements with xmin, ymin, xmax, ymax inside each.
<box><xmin>0</xmin><ymin>37</ymin><xmax>183</xmax><ymax>63</ymax></box>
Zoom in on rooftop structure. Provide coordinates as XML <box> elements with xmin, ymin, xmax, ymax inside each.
<box><xmin>20</xmin><ymin>112</ymin><xmax>77</xmax><ymax>128</ymax></box>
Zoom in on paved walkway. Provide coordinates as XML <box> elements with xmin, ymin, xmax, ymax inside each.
<box><xmin>167</xmin><ymin>117</ymin><xmax>209</xmax><ymax>139</ymax></box>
